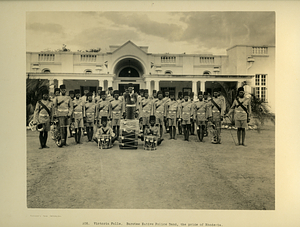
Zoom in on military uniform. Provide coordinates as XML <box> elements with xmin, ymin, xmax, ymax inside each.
<box><xmin>97</xmin><ymin>91</ymin><xmax>112</xmax><ymax>126</ymax></box>
<box><xmin>207</xmin><ymin>92</ymin><xmax>224</xmax><ymax>144</ymax></box>
<box><xmin>54</xmin><ymin>85</ymin><xmax>73</xmax><ymax>146</ymax></box>
<box><xmin>110</xmin><ymin>90</ymin><xmax>123</xmax><ymax>139</ymax></box>
<box><xmin>144</xmin><ymin>115</ymin><xmax>163</xmax><ymax>147</ymax></box>
<box><xmin>180</xmin><ymin>95</ymin><xmax>194</xmax><ymax>141</ymax></box>
<box><xmin>33</xmin><ymin>89</ymin><xmax>53</xmax><ymax>148</ymax></box>
<box><xmin>85</xmin><ymin>93</ymin><xmax>97</xmax><ymax>141</ymax></box>
<box><xmin>194</xmin><ymin>92</ymin><xmax>211</xmax><ymax>141</ymax></box>
<box><xmin>72</xmin><ymin>89</ymin><xmax>85</xmax><ymax>144</ymax></box>
<box><xmin>139</xmin><ymin>91</ymin><xmax>153</xmax><ymax>127</ymax></box>
<box><xmin>165</xmin><ymin>92</ymin><xmax>181</xmax><ymax>139</ymax></box>
<box><xmin>94</xmin><ymin>116</ymin><xmax>116</xmax><ymax>148</ymax></box>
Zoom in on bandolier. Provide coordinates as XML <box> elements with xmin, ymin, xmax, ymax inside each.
<box><xmin>85</xmin><ymin>92</ymin><xmax>97</xmax><ymax>141</ymax></box>
<box><xmin>97</xmin><ymin>91</ymin><xmax>112</xmax><ymax>127</ymax></box>
<box><xmin>153</xmin><ymin>91</ymin><xmax>165</xmax><ymax>139</ymax></box>
<box><xmin>139</xmin><ymin>89</ymin><xmax>153</xmax><ymax>133</ymax></box>
<box><xmin>110</xmin><ymin>90</ymin><xmax>123</xmax><ymax>140</ymax></box>
<box><xmin>72</xmin><ymin>89</ymin><xmax>85</xmax><ymax>144</ymax></box>
<box><xmin>180</xmin><ymin>92</ymin><xmax>193</xmax><ymax>141</ymax></box>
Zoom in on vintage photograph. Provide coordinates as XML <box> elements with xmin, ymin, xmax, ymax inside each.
<box><xmin>26</xmin><ymin>11</ymin><xmax>275</xmax><ymax>210</ymax></box>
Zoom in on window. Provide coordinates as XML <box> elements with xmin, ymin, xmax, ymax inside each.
<box><xmin>38</xmin><ymin>54</ymin><xmax>55</xmax><ymax>61</ymax></box>
<box><xmin>252</xmin><ymin>47</ymin><xmax>268</xmax><ymax>55</ymax></box>
<box><xmin>161</xmin><ymin>56</ymin><xmax>176</xmax><ymax>63</ymax></box>
<box><xmin>203</xmin><ymin>71</ymin><xmax>211</xmax><ymax>75</ymax></box>
<box><xmin>255</xmin><ymin>74</ymin><xmax>267</xmax><ymax>101</ymax></box>
<box><xmin>84</xmin><ymin>69</ymin><xmax>92</xmax><ymax>74</ymax></box>
<box><xmin>200</xmin><ymin>57</ymin><xmax>214</xmax><ymax>64</ymax></box>
<box><xmin>165</xmin><ymin>70</ymin><xmax>172</xmax><ymax>75</ymax></box>
<box><xmin>81</xmin><ymin>54</ymin><xmax>97</xmax><ymax>62</ymax></box>
<box><xmin>42</xmin><ymin>68</ymin><xmax>51</xmax><ymax>73</ymax></box>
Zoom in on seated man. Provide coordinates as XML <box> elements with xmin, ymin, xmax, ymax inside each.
<box><xmin>144</xmin><ymin>115</ymin><xmax>163</xmax><ymax>147</ymax></box>
<box><xmin>94</xmin><ymin>116</ymin><xmax>116</xmax><ymax>148</ymax></box>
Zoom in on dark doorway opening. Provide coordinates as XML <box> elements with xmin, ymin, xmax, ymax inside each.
<box><xmin>119</xmin><ymin>67</ymin><xmax>139</xmax><ymax>77</ymax></box>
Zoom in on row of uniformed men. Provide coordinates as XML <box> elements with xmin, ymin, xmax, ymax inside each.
<box><xmin>33</xmin><ymin>83</ymin><xmax>251</xmax><ymax>149</ymax></box>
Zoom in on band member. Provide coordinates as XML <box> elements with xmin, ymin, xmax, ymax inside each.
<box><xmin>207</xmin><ymin>88</ymin><xmax>225</xmax><ymax>144</ymax></box>
<box><xmin>68</xmin><ymin>90</ymin><xmax>75</xmax><ymax>138</ymax></box>
<box><xmin>107</xmin><ymin>87</ymin><xmax>114</xmax><ymax>102</ymax></box>
<box><xmin>54</xmin><ymin>84</ymin><xmax>73</xmax><ymax>146</ymax></box>
<box><xmin>177</xmin><ymin>91</ymin><xmax>184</xmax><ymax>135</ymax></box>
<box><xmin>153</xmin><ymin>91</ymin><xmax>165</xmax><ymax>139</ymax></box>
<box><xmin>33</xmin><ymin>89</ymin><xmax>53</xmax><ymax>149</ymax></box>
<box><xmin>152</xmin><ymin>90</ymin><xmax>157</xmax><ymax>99</ymax></box>
<box><xmin>163</xmin><ymin>89</ymin><xmax>171</xmax><ymax>133</ymax></box>
<box><xmin>203</xmin><ymin>91</ymin><xmax>209</xmax><ymax>136</ymax></box>
<box><xmin>73</xmin><ymin>89</ymin><xmax>85</xmax><ymax>144</ymax></box>
<box><xmin>94</xmin><ymin>86</ymin><xmax>103</xmax><ymax>103</ymax></box>
<box><xmin>165</xmin><ymin>91</ymin><xmax>181</xmax><ymax>139</ymax></box>
<box><xmin>190</xmin><ymin>92</ymin><xmax>195</xmax><ymax>135</ymax></box>
<box><xmin>180</xmin><ymin>92</ymin><xmax>194</xmax><ymax>141</ymax></box>
<box><xmin>94</xmin><ymin>116</ymin><xmax>116</xmax><ymax>147</ymax></box>
<box><xmin>144</xmin><ymin>115</ymin><xmax>163</xmax><ymax>146</ymax></box>
<box><xmin>194</xmin><ymin>91</ymin><xmax>211</xmax><ymax>142</ymax></box>
<box><xmin>81</xmin><ymin>86</ymin><xmax>90</xmax><ymax>103</ymax></box>
<box><xmin>85</xmin><ymin>92</ymin><xmax>97</xmax><ymax>142</ymax></box>
<box><xmin>226</xmin><ymin>87</ymin><xmax>251</xmax><ymax>146</ymax></box>
<box><xmin>97</xmin><ymin>90</ymin><xmax>112</xmax><ymax>127</ymax></box>
<box><xmin>111</xmin><ymin>90</ymin><xmax>123</xmax><ymax>139</ymax></box>
<box><xmin>139</xmin><ymin>89</ymin><xmax>153</xmax><ymax>133</ymax></box>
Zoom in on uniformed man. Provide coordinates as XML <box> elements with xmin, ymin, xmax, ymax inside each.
<box><xmin>165</xmin><ymin>90</ymin><xmax>181</xmax><ymax>140</ymax></box>
<box><xmin>226</xmin><ymin>87</ymin><xmax>251</xmax><ymax>146</ymax></box>
<box><xmin>94</xmin><ymin>86</ymin><xmax>103</xmax><ymax>103</ymax></box>
<box><xmin>111</xmin><ymin>90</ymin><xmax>123</xmax><ymax>140</ymax></box>
<box><xmin>194</xmin><ymin>91</ymin><xmax>211</xmax><ymax>142</ymax></box>
<box><xmin>203</xmin><ymin>91</ymin><xmax>209</xmax><ymax>137</ymax></box>
<box><xmin>190</xmin><ymin>92</ymin><xmax>195</xmax><ymax>135</ymax></box>
<box><xmin>94</xmin><ymin>116</ymin><xmax>116</xmax><ymax>146</ymax></box>
<box><xmin>97</xmin><ymin>90</ymin><xmax>112</xmax><ymax>127</ymax></box>
<box><xmin>152</xmin><ymin>90</ymin><xmax>157</xmax><ymax>99</ymax></box>
<box><xmin>144</xmin><ymin>115</ymin><xmax>163</xmax><ymax>146</ymax></box>
<box><xmin>107</xmin><ymin>87</ymin><xmax>114</xmax><ymax>102</ymax></box>
<box><xmin>177</xmin><ymin>91</ymin><xmax>184</xmax><ymax>135</ymax></box>
<box><xmin>52</xmin><ymin>87</ymin><xmax>60</xmax><ymax>116</ymax></box>
<box><xmin>33</xmin><ymin>89</ymin><xmax>53</xmax><ymax>149</ymax></box>
<box><xmin>180</xmin><ymin>92</ymin><xmax>194</xmax><ymax>141</ymax></box>
<box><xmin>139</xmin><ymin>89</ymin><xmax>153</xmax><ymax>133</ymax></box>
<box><xmin>84</xmin><ymin>92</ymin><xmax>97</xmax><ymax>142</ymax></box>
<box><xmin>72</xmin><ymin>89</ymin><xmax>85</xmax><ymax>144</ymax></box>
<box><xmin>163</xmin><ymin>89</ymin><xmax>171</xmax><ymax>133</ymax></box>
<box><xmin>153</xmin><ymin>91</ymin><xmax>165</xmax><ymax>139</ymax></box>
<box><xmin>68</xmin><ymin>90</ymin><xmax>75</xmax><ymax>138</ymax></box>
<box><xmin>81</xmin><ymin>86</ymin><xmax>90</xmax><ymax>103</ymax></box>
<box><xmin>207</xmin><ymin>88</ymin><xmax>225</xmax><ymax>144</ymax></box>
<box><xmin>54</xmin><ymin>84</ymin><xmax>73</xmax><ymax>146</ymax></box>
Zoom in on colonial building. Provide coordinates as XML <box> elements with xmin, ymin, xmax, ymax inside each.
<box><xmin>26</xmin><ymin>40</ymin><xmax>275</xmax><ymax>112</ymax></box>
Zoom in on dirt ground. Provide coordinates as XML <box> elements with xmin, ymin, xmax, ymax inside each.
<box><xmin>27</xmin><ymin>124</ymin><xmax>275</xmax><ymax>210</ymax></box>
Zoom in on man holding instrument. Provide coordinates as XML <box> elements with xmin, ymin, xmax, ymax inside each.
<box><xmin>226</xmin><ymin>87</ymin><xmax>251</xmax><ymax>146</ymax></box>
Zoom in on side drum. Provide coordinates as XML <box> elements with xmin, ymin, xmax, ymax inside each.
<box><xmin>144</xmin><ymin>135</ymin><xmax>157</xmax><ymax>150</ymax></box>
<box><xmin>98</xmin><ymin>135</ymin><xmax>112</xmax><ymax>149</ymax></box>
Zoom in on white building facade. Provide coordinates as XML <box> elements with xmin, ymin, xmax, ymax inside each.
<box><xmin>26</xmin><ymin>41</ymin><xmax>275</xmax><ymax>112</ymax></box>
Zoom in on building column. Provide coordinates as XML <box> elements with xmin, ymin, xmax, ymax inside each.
<box><xmin>146</xmin><ymin>80</ymin><xmax>151</xmax><ymax>95</ymax></box>
<box><xmin>192</xmin><ymin>80</ymin><xmax>197</xmax><ymax>99</ymax></box>
<box><xmin>48</xmin><ymin>79</ymin><xmax>55</xmax><ymax>94</ymax></box>
<box><xmin>98</xmin><ymin>79</ymin><xmax>104</xmax><ymax>88</ymax></box>
<box><xmin>154</xmin><ymin>80</ymin><xmax>160</xmax><ymax>91</ymax></box>
<box><xmin>107</xmin><ymin>79</ymin><xmax>113</xmax><ymax>88</ymax></box>
<box><xmin>200</xmin><ymin>80</ymin><xmax>206</xmax><ymax>92</ymax></box>
<box><xmin>57</xmin><ymin>79</ymin><xmax>63</xmax><ymax>88</ymax></box>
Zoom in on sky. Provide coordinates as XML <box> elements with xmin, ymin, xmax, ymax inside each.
<box><xmin>26</xmin><ymin>11</ymin><xmax>275</xmax><ymax>55</ymax></box>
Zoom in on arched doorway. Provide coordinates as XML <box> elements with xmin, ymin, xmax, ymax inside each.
<box><xmin>113</xmin><ymin>57</ymin><xmax>145</xmax><ymax>94</ymax></box>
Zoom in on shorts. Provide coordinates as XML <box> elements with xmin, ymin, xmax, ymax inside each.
<box><xmin>111</xmin><ymin>118</ymin><xmax>121</xmax><ymax>127</ymax></box>
<box><xmin>39</xmin><ymin>122</ymin><xmax>50</xmax><ymax>132</ymax></box>
<box><xmin>211</xmin><ymin>121</ymin><xmax>221</xmax><ymax>129</ymax></box>
<box><xmin>86</xmin><ymin>121</ymin><xmax>94</xmax><ymax>127</ymax></box>
<box><xmin>74</xmin><ymin>118</ymin><xmax>84</xmax><ymax>128</ymax></box>
<box><xmin>181</xmin><ymin>118</ymin><xmax>191</xmax><ymax>125</ymax></box>
<box><xmin>235</xmin><ymin>120</ymin><xmax>248</xmax><ymax>128</ymax></box>
<box><xmin>168</xmin><ymin>118</ymin><xmax>177</xmax><ymax>126</ymax></box>
<box><xmin>196</xmin><ymin>119</ymin><xmax>206</xmax><ymax>126</ymax></box>
<box><xmin>155</xmin><ymin>112</ymin><xmax>164</xmax><ymax>126</ymax></box>
<box><xmin>58</xmin><ymin>116</ymin><xmax>68</xmax><ymax>127</ymax></box>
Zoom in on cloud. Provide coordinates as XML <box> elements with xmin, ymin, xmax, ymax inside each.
<box><xmin>101</xmin><ymin>12</ymin><xmax>184</xmax><ymax>42</ymax></box>
<box><xmin>27</xmin><ymin>22</ymin><xmax>64</xmax><ymax>34</ymax></box>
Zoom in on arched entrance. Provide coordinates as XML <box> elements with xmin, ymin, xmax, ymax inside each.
<box><xmin>113</xmin><ymin>57</ymin><xmax>146</xmax><ymax>93</ymax></box>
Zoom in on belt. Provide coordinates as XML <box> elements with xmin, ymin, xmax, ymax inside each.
<box><xmin>74</xmin><ymin>111</ymin><xmax>82</xmax><ymax>114</ymax></box>
<box><xmin>197</xmin><ymin>112</ymin><xmax>205</xmax><ymax>115</ymax></box>
<box><xmin>39</xmin><ymin>113</ymin><xmax>49</xmax><ymax>117</ymax></box>
<box><xmin>169</xmin><ymin>110</ymin><xmax>176</xmax><ymax>113</ymax></box>
<box><xmin>113</xmin><ymin>111</ymin><xmax>120</xmax><ymax>113</ymax></box>
<box><xmin>183</xmin><ymin>112</ymin><xmax>190</xmax><ymax>114</ymax></box>
<box><xmin>212</xmin><ymin>110</ymin><xmax>220</xmax><ymax>113</ymax></box>
<box><xmin>143</xmin><ymin>110</ymin><xmax>150</xmax><ymax>112</ymax></box>
<box><xmin>156</xmin><ymin>111</ymin><xmax>164</xmax><ymax>113</ymax></box>
<box><xmin>236</xmin><ymin>110</ymin><xmax>245</xmax><ymax>113</ymax></box>
<box><xmin>86</xmin><ymin>113</ymin><xmax>94</xmax><ymax>115</ymax></box>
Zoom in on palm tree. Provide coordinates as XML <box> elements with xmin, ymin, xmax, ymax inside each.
<box><xmin>26</xmin><ymin>78</ymin><xmax>49</xmax><ymax>125</ymax></box>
